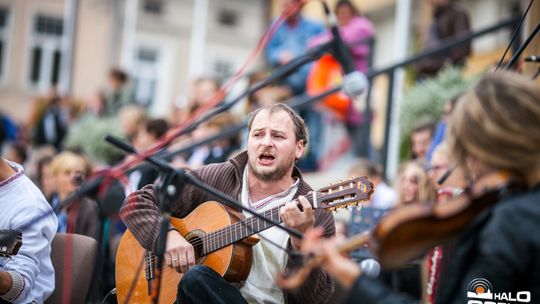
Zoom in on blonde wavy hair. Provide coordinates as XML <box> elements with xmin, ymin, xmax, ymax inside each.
<box><xmin>446</xmin><ymin>71</ymin><xmax>540</xmax><ymax>183</ymax></box>
<box><xmin>396</xmin><ymin>160</ymin><xmax>436</xmax><ymax>205</ymax></box>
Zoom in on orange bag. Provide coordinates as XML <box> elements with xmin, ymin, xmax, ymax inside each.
<box><xmin>306</xmin><ymin>54</ymin><xmax>352</xmax><ymax>121</ymax></box>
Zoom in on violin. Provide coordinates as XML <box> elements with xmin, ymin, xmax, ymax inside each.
<box><xmin>277</xmin><ymin>171</ymin><xmax>525</xmax><ymax>289</ymax></box>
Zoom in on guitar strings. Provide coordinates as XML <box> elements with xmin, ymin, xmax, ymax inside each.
<box><xmin>181</xmin><ymin>189</ymin><xmax>362</xmax><ymax>250</ymax></box>
<box><xmin>174</xmin><ymin>206</ymin><xmax>282</xmax><ymax>250</ymax></box>
<box><xmin>159</xmin><ymin>183</ymin><xmax>364</xmax><ymax>255</ymax></box>
<box><xmin>179</xmin><ymin>190</ymin><xmax>325</xmax><ymax>249</ymax></box>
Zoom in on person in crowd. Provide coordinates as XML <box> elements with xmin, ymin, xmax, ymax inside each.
<box><xmin>35</xmin><ymin>155</ymin><xmax>55</xmax><ymax>200</ymax></box>
<box><xmin>294</xmin><ymin>71</ymin><xmax>540</xmax><ymax>303</ymax></box>
<box><xmin>397</xmin><ymin>161</ymin><xmax>437</xmax><ymax>206</ymax></box>
<box><xmin>0</xmin><ymin>113</ymin><xmax>18</xmax><ymax>149</ymax></box>
<box><xmin>428</xmin><ymin>143</ymin><xmax>467</xmax><ymax>195</ymax></box>
<box><xmin>121</xmin><ymin>103</ymin><xmax>335</xmax><ymax>304</ymax></box>
<box><xmin>119</xmin><ymin>105</ymin><xmax>147</xmax><ymax>144</ymax></box>
<box><xmin>266</xmin><ymin>0</ymin><xmax>325</xmax><ymax>95</ymax></box>
<box><xmin>186</xmin><ymin>112</ymin><xmax>241</xmax><ymax>168</ymax></box>
<box><xmin>409</xmin><ymin>120</ymin><xmax>435</xmax><ymax>162</ymax></box>
<box><xmin>337</xmin><ymin>158</ymin><xmax>396</xmax><ymax>239</ymax></box>
<box><xmin>308</xmin><ymin>0</ymin><xmax>375</xmax><ymax>157</ymax></box>
<box><xmin>425</xmin><ymin>94</ymin><xmax>461</xmax><ymax>161</ymax></box>
<box><xmin>0</xmin><ymin>157</ymin><xmax>57</xmax><ymax>303</ymax></box>
<box><xmin>127</xmin><ymin>118</ymin><xmax>170</xmax><ymax>193</ymax></box>
<box><xmin>245</xmin><ymin>71</ymin><xmax>292</xmax><ymax>115</ymax></box>
<box><xmin>310</xmin><ymin>0</ymin><xmax>374</xmax><ymax>73</ymax></box>
<box><xmin>29</xmin><ymin>87</ymin><xmax>68</xmax><ymax>150</ymax></box>
<box><xmin>102</xmin><ymin>68</ymin><xmax>133</xmax><ymax>116</ymax></box>
<box><xmin>266</xmin><ymin>0</ymin><xmax>327</xmax><ymax>171</ymax></box>
<box><xmin>349</xmin><ymin>158</ymin><xmax>397</xmax><ymax>209</ymax></box>
<box><xmin>423</xmin><ymin>143</ymin><xmax>468</xmax><ymax>303</ymax></box>
<box><xmin>49</xmin><ymin>151</ymin><xmax>100</xmax><ymax>240</ymax></box>
<box><xmin>3</xmin><ymin>142</ymin><xmax>28</xmax><ymax>168</ymax></box>
<box><xmin>415</xmin><ymin>0</ymin><xmax>471</xmax><ymax>78</ymax></box>
<box><xmin>188</xmin><ymin>77</ymin><xmax>221</xmax><ymax>115</ymax></box>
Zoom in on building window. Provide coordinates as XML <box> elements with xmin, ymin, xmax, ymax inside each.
<box><xmin>28</xmin><ymin>15</ymin><xmax>64</xmax><ymax>91</ymax></box>
<box><xmin>143</xmin><ymin>0</ymin><xmax>163</xmax><ymax>14</ymax></box>
<box><xmin>217</xmin><ymin>9</ymin><xmax>238</xmax><ymax>27</ymax></box>
<box><xmin>0</xmin><ymin>8</ymin><xmax>9</xmax><ymax>81</ymax></box>
<box><xmin>133</xmin><ymin>48</ymin><xmax>159</xmax><ymax>107</ymax></box>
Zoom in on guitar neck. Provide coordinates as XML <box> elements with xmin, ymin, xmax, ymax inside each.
<box><xmin>201</xmin><ymin>192</ymin><xmax>318</xmax><ymax>255</ymax></box>
<box><xmin>198</xmin><ymin>175</ymin><xmax>374</xmax><ymax>256</ymax></box>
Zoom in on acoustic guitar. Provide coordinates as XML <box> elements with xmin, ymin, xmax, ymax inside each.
<box><xmin>116</xmin><ymin>176</ymin><xmax>373</xmax><ymax>303</ymax></box>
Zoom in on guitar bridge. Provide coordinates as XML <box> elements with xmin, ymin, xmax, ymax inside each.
<box><xmin>144</xmin><ymin>251</ymin><xmax>155</xmax><ymax>295</ymax></box>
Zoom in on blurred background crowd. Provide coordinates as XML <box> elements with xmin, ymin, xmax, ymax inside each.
<box><xmin>0</xmin><ymin>0</ymin><xmax>539</xmax><ymax>300</ymax></box>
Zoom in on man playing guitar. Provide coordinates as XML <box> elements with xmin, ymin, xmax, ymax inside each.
<box><xmin>120</xmin><ymin>103</ymin><xmax>335</xmax><ymax>304</ymax></box>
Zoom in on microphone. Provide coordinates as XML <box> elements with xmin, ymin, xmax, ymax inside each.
<box><xmin>360</xmin><ymin>258</ymin><xmax>381</xmax><ymax>278</ymax></box>
<box><xmin>72</xmin><ymin>172</ymin><xmax>85</xmax><ymax>186</ymax></box>
<box><xmin>321</xmin><ymin>2</ymin><xmax>368</xmax><ymax>97</ymax></box>
<box><xmin>525</xmin><ymin>55</ymin><xmax>540</xmax><ymax>63</ymax></box>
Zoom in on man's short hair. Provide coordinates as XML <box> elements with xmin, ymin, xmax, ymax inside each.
<box><xmin>411</xmin><ymin>119</ymin><xmax>435</xmax><ymax>136</ymax></box>
<box><xmin>145</xmin><ymin>119</ymin><xmax>169</xmax><ymax>139</ymax></box>
<box><xmin>247</xmin><ymin>103</ymin><xmax>308</xmax><ymax>146</ymax></box>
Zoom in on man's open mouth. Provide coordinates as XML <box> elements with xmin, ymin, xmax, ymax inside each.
<box><xmin>258</xmin><ymin>152</ymin><xmax>275</xmax><ymax>165</ymax></box>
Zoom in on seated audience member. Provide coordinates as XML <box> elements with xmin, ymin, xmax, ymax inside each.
<box><xmin>36</xmin><ymin>155</ymin><xmax>55</xmax><ymax>200</ymax></box>
<box><xmin>397</xmin><ymin>161</ymin><xmax>437</xmax><ymax>206</ymax></box>
<box><xmin>0</xmin><ymin>157</ymin><xmax>57</xmax><ymax>303</ymax></box>
<box><xmin>128</xmin><ymin>118</ymin><xmax>170</xmax><ymax>192</ymax></box>
<box><xmin>49</xmin><ymin>151</ymin><xmax>100</xmax><ymax>240</ymax></box>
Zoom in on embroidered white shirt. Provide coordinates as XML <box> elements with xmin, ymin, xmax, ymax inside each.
<box><xmin>239</xmin><ymin>166</ymin><xmax>299</xmax><ymax>304</ymax></box>
<box><xmin>0</xmin><ymin>161</ymin><xmax>57</xmax><ymax>303</ymax></box>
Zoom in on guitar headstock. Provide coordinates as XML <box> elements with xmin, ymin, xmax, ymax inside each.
<box><xmin>314</xmin><ymin>176</ymin><xmax>374</xmax><ymax>211</ymax></box>
<box><xmin>0</xmin><ymin>230</ymin><xmax>22</xmax><ymax>258</ymax></box>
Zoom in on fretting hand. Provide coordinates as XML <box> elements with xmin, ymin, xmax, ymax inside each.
<box><xmin>280</xmin><ymin>196</ymin><xmax>315</xmax><ymax>250</ymax></box>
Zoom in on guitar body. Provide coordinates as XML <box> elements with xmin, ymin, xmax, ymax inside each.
<box><xmin>116</xmin><ymin>201</ymin><xmax>259</xmax><ymax>304</ymax></box>
<box><xmin>116</xmin><ymin>176</ymin><xmax>373</xmax><ymax>303</ymax></box>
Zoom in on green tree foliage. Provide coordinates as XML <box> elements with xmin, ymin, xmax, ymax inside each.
<box><xmin>399</xmin><ymin>67</ymin><xmax>481</xmax><ymax>160</ymax></box>
<box><xmin>64</xmin><ymin>115</ymin><xmax>124</xmax><ymax>165</ymax></box>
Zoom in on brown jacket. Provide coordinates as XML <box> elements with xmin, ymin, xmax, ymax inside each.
<box><xmin>120</xmin><ymin>151</ymin><xmax>335</xmax><ymax>304</ymax></box>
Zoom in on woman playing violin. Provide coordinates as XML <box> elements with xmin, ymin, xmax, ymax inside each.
<box><xmin>289</xmin><ymin>71</ymin><xmax>540</xmax><ymax>303</ymax></box>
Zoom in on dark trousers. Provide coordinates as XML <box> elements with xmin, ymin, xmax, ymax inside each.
<box><xmin>176</xmin><ymin>265</ymin><xmax>247</xmax><ymax>304</ymax></box>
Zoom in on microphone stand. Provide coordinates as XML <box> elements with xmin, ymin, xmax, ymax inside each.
<box><xmin>104</xmin><ymin>135</ymin><xmax>303</xmax><ymax>303</ymax></box>
<box><xmin>504</xmin><ymin>19</ymin><xmax>540</xmax><ymax>70</ymax></box>
<box><xmin>0</xmin><ymin>83</ymin><xmax>343</xmax><ymax>250</ymax></box>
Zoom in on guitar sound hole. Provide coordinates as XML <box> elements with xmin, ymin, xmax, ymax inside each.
<box><xmin>187</xmin><ymin>235</ymin><xmax>205</xmax><ymax>264</ymax></box>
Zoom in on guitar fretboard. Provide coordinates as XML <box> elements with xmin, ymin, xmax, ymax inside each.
<box><xmin>200</xmin><ymin>191</ymin><xmax>319</xmax><ymax>255</ymax></box>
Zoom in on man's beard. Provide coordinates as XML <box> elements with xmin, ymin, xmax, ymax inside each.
<box><xmin>248</xmin><ymin>155</ymin><xmax>295</xmax><ymax>182</ymax></box>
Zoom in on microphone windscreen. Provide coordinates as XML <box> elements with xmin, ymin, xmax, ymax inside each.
<box><xmin>360</xmin><ymin>258</ymin><xmax>381</xmax><ymax>278</ymax></box>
